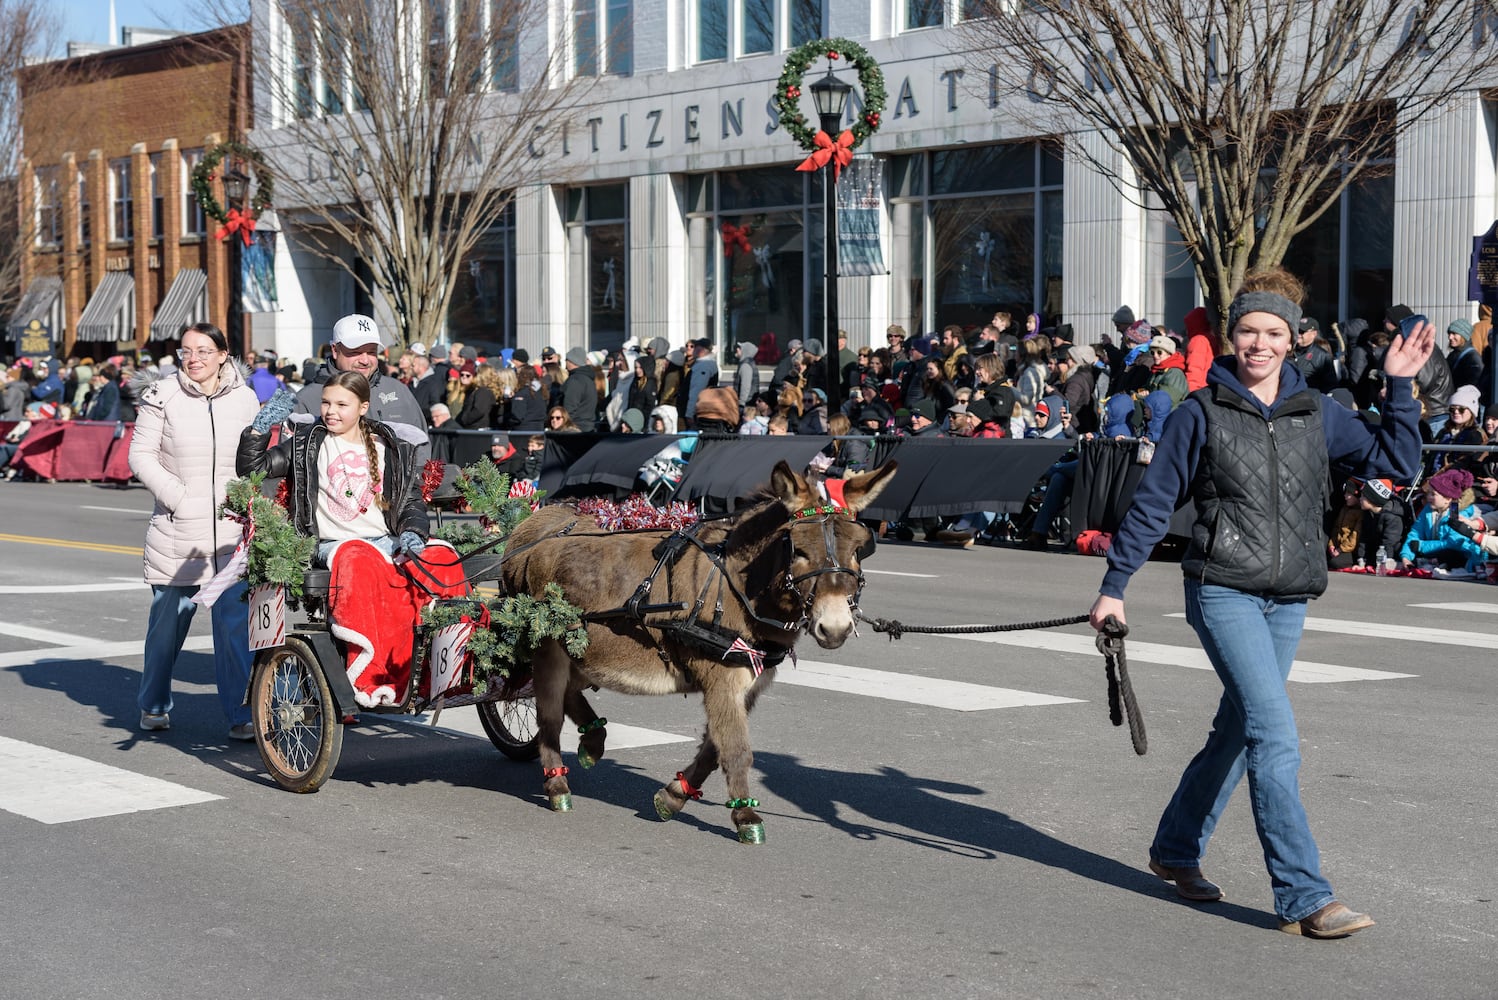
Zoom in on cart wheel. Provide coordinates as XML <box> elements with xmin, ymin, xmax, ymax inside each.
<box><xmin>251</xmin><ymin>637</ymin><xmax>344</xmax><ymax>793</ymax></box>
<box><xmin>476</xmin><ymin>696</ymin><xmax>540</xmax><ymax>761</ymax></box>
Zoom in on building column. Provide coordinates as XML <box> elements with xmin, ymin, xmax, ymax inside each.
<box><xmin>1392</xmin><ymin>94</ymin><xmax>1497</xmax><ymax>323</ymax></box>
<box><xmin>1062</xmin><ymin>130</ymin><xmax>1146</xmax><ymax>341</ymax></box>
<box><xmin>60</xmin><ymin>152</ymin><xmax>82</xmax><ymax>348</ymax></box>
<box><xmin>514</xmin><ymin>182</ymin><xmax>567</xmax><ymax>356</ymax></box>
<box><xmin>131</xmin><ymin>142</ymin><xmax>152</xmax><ymax>346</ymax></box>
<box><xmin>87</xmin><ymin>150</ymin><xmax>107</xmax><ymax>327</ymax></box>
<box><xmin>628</xmin><ymin>173</ymin><xmax>688</xmax><ymax>348</ymax></box>
<box><xmin>160</xmin><ymin>139</ymin><xmax>181</xmax><ymax>290</ymax></box>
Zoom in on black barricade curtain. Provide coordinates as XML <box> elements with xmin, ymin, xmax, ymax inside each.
<box><xmin>1073</xmin><ymin>438</ymin><xmax>1195</xmax><ymax>537</ymax></box>
<box><xmin>676</xmin><ymin>435</ymin><xmax>834</xmax><ymax>514</ymax></box>
<box><xmin>857</xmin><ymin>437</ymin><xmax>1074</xmax><ymax>523</ymax></box>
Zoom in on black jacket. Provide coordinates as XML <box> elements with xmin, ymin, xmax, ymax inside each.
<box><xmin>236</xmin><ymin>419</ymin><xmax>429</xmax><ymax>541</ymax></box>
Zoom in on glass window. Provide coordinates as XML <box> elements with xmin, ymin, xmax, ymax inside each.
<box><xmin>586</xmin><ymin>183</ymin><xmax>627</xmax><ymax>221</ymax></box>
<box><xmin>931</xmin><ymin>144</ymin><xmax>1033</xmax><ymax>194</ymax></box>
<box><xmin>149</xmin><ymin>153</ymin><xmax>165</xmax><ymax>240</ymax></box>
<box><xmin>110</xmin><ymin>158</ymin><xmax>133</xmax><ymax>242</ymax></box>
<box><xmin>719</xmin><ymin>166</ymin><xmax>804</xmax><ymax>211</ymax></box>
<box><xmin>290</xmin><ymin>7</ymin><xmax>317</xmax><ymax>119</ymax></box>
<box><xmin>697</xmin><ymin>0</ymin><xmax>728</xmax><ymax>61</ymax></box>
<box><xmin>182</xmin><ymin>149</ymin><xmax>205</xmax><ymax>236</ymax></box>
<box><xmin>742</xmin><ymin>0</ymin><xmax>774</xmax><ymax>54</ymax></box>
<box><xmin>605</xmin><ymin>0</ymin><xmax>631</xmax><ymax>74</ymax></box>
<box><xmin>574</xmin><ymin>0</ymin><xmax>598</xmax><ymax>76</ymax></box>
<box><xmin>448</xmin><ymin>202</ymin><xmax>517</xmax><ymax>347</ymax></box>
<box><xmin>427</xmin><ymin>0</ymin><xmax>449</xmax><ymax>95</ymax></box>
<box><xmin>34</xmin><ymin>167</ymin><xmax>60</xmax><ymax>246</ymax></box>
<box><xmin>789</xmin><ymin>0</ymin><xmax>821</xmax><ymax>45</ymax></box>
<box><xmin>491</xmin><ymin>0</ymin><xmax>519</xmax><ymax>89</ymax></box>
<box><xmin>566</xmin><ymin>186</ymin><xmax>631</xmax><ymax>351</ymax></box>
<box><xmin>905</xmin><ymin>0</ymin><xmax>943</xmax><ymax>30</ymax></box>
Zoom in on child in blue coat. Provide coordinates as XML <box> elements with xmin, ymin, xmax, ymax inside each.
<box><xmin>1400</xmin><ymin>467</ymin><xmax>1485</xmax><ymax>571</ymax></box>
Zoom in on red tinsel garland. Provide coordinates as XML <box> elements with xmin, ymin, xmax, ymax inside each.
<box><xmin>420</xmin><ymin>459</ymin><xmax>447</xmax><ymax>504</ymax></box>
<box><xmin>575</xmin><ymin>496</ymin><xmax>700</xmax><ymax>532</ymax></box>
<box><xmin>273</xmin><ymin>477</ymin><xmax>291</xmax><ymax>510</ymax></box>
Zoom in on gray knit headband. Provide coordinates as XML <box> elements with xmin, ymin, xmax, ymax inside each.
<box><xmin>1227</xmin><ymin>291</ymin><xmax>1302</xmax><ymax>334</ymax></box>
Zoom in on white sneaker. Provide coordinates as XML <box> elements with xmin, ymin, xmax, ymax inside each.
<box><xmin>1434</xmin><ymin>566</ymin><xmax>1474</xmax><ymax>579</ymax></box>
<box><xmin>228</xmin><ymin>723</ymin><xmax>255</xmax><ymax>741</ymax></box>
<box><xmin>140</xmin><ymin>711</ymin><xmax>170</xmax><ymax>731</ymax></box>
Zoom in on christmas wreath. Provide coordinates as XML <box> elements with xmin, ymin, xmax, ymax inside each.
<box><xmin>189</xmin><ymin>140</ymin><xmax>274</xmax><ymax>231</ymax></box>
<box><xmin>773</xmin><ymin>37</ymin><xmax>886</xmax><ymax>153</ymax></box>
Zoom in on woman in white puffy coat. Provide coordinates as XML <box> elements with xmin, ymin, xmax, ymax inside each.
<box><xmin>128</xmin><ymin>323</ymin><xmax>260</xmax><ymax>740</ymax></box>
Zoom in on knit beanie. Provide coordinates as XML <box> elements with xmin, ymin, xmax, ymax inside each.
<box><xmin>1428</xmin><ymin>467</ymin><xmax>1473</xmax><ymax>500</ymax></box>
<box><xmin>1448</xmin><ymin>318</ymin><xmax>1475</xmax><ymax>340</ymax></box>
<box><xmin>1112</xmin><ymin>305</ymin><xmax>1136</xmax><ymax>326</ymax></box>
<box><xmin>1125</xmin><ymin>320</ymin><xmax>1153</xmax><ymax>345</ymax></box>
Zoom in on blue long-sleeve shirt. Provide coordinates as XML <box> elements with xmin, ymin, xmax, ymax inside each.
<box><xmin>1100</xmin><ymin>359</ymin><xmax>1423</xmax><ymax>600</ymax></box>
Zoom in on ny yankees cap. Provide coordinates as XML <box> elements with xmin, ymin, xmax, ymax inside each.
<box><xmin>331</xmin><ymin>314</ymin><xmax>383</xmax><ymax>349</ymax></box>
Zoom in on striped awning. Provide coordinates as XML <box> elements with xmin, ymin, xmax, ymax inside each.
<box><xmin>149</xmin><ymin>269</ymin><xmax>208</xmax><ymax>342</ymax></box>
<box><xmin>6</xmin><ymin>276</ymin><xmax>63</xmax><ymax>339</ymax></box>
<box><xmin>76</xmin><ymin>272</ymin><xmax>136</xmax><ymax>343</ymax></box>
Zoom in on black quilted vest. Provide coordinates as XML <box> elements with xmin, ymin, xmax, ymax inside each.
<box><xmin>1179</xmin><ymin>384</ymin><xmax>1328</xmax><ymax>599</ymax></box>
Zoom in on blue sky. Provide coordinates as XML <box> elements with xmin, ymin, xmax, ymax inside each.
<box><xmin>58</xmin><ymin>0</ymin><xmax>234</xmax><ymax>52</ymax></box>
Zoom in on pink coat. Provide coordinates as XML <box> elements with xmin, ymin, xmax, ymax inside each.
<box><xmin>128</xmin><ymin>363</ymin><xmax>260</xmax><ymax>586</ymax></box>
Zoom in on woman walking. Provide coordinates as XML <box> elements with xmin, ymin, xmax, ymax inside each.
<box><xmin>1089</xmin><ymin>268</ymin><xmax>1433</xmax><ymax>938</ymax></box>
<box><xmin>128</xmin><ymin>322</ymin><xmax>261</xmax><ymax>740</ymax></box>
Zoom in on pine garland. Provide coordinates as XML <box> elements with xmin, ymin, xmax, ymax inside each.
<box><xmin>420</xmin><ymin>584</ymin><xmax>588</xmax><ymax>696</ymax></box>
<box><xmin>433</xmin><ymin>459</ymin><xmax>542</xmax><ymax>554</ymax></box>
<box><xmin>222</xmin><ymin>473</ymin><xmax>318</xmax><ymax>604</ymax></box>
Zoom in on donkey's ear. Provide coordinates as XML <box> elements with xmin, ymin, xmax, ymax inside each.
<box><xmin>768</xmin><ymin>459</ymin><xmax>806</xmax><ymax>509</ymax></box>
<box><xmin>840</xmin><ymin>461</ymin><xmax>898</xmax><ymax>513</ymax></box>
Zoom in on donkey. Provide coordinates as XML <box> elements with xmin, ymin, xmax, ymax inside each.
<box><xmin>500</xmin><ymin>459</ymin><xmax>896</xmax><ymax>843</ymax></box>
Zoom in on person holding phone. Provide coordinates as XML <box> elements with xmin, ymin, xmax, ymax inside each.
<box><xmin>1089</xmin><ymin>268</ymin><xmax>1434</xmax><ymax>939</ymax></box>
<box><xmin>1385</xmin><ymin>304</ymin><xmax>1453</xmax><ymax>431</ymax></box>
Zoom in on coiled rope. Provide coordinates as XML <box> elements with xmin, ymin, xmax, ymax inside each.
<box><xmin>853</xmin><ymin>609</ymin><xmax>1147</xmax><ymax>756</ymax></box>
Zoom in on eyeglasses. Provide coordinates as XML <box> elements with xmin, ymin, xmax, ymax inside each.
<box><xmin>177</xmin><ymin>348</ymin><xmax>221</xmax><ymax>361</ymax></box>
<box><xmin>549</xmin><ymin>415</ymin><xmax>565</xmax><ymax>422</ymax></box>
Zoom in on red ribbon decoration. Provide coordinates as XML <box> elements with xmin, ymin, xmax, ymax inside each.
<box><xmin>215</xmin><ymin>208</ymin><xmax>257</xmax><ymax>246</ymax></box>
<box><xmin>721</xmin><ymin>221</ymin><xmax>752</xmax><ymax>257</ymax></box>
<box><xmin>795</xmin><ymin>129</ymin><xmax>855</xmax><ymax>182</ymax></box>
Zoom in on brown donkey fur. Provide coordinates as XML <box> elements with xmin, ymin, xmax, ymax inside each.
<box><xmin>500</xmin><ymin>460</ymin><xmax>896</xmax><ymax>842</ymax></box>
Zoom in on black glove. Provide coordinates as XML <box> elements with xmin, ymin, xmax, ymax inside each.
<box><xmin>1448</xmin><ymin>517</ymin><xmax>1478</xmax><ymax>540</ymax></box>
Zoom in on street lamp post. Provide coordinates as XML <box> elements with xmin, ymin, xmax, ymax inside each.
<box><xmin>222</xmin><ymin>164</ymin><xmax>250</xmax><ymax>357</ymax></box>
<box><xmin>809</xmin><ymin>65</ymin><xmax>851</xmax><ymax>415</ymax></box>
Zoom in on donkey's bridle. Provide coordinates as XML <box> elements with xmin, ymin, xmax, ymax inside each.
<box><xmin>778</xmin><ymin>508</ymin><xmax>870</xmax><ymax>614</ymax></box>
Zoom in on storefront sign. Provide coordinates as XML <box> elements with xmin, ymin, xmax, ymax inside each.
<box><xmin>15</xmin><ymin>319</ymin><xmax>52</xmax><ymax>360</ymax></box>
<box><xmin>837</xmin><ymin>158</ymin><xmax>885</xmax><ymax>278</ymax></box>
<box><xmin>1469</xmin><ymin>220</ymin><xmax>1498</xmax><ymax>307</ymax></box>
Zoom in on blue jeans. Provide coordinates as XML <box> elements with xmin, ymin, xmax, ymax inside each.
<box><xmin>139</xmin><ymin>580</ymin><xmax>253</xmax><ymax>726</ymax></box>
<box><xmin>1033</xmin><ymin>459</ymin><xmax>1078</xmax><ymax>539</ymax></box>
<box><xmin>1151</xmin><ymin>580</ymin><xmax>1334</xmax><ymax>922</ymax></box>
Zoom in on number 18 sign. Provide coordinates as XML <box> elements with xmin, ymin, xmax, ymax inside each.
<box><xmin>248</xmin><ymin>584</ymin><xmax>286</xmax><ymax>650</ymax></box>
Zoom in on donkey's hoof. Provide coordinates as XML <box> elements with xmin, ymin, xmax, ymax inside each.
<box><xmin>653</xmin><ymin>790</ymin><xmax>680</xmax><ymax>821</ymax></box>
<box><xmin>577</xmin><ymin>748</ymin><xmax>598</xmax><ymax>769</ymax></box>
<box><xmin>548</xmin><ymin>793</ymin><xmax>573</xmax><ymax>812</ymax></box>
<box><xmin>736</xmin><ymin>822</ymin><xmax>766</xmax><ymax>845</ymax></box>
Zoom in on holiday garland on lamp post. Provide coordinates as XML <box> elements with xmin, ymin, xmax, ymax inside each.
<box><xmin>189</xmin><ymin>140</ymin><xmax>274</xmax><ymax>245</ymax></box>
<box><xmin>773</xmin><ymin>38</ymin><xmax>886</xmax><ymax>155</ymax></box>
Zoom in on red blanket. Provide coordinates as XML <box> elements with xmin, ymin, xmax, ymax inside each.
<box><xmin>325</xmin><ymin>540</ymin><xmax>468</xmax><ymax>708</ymax></box>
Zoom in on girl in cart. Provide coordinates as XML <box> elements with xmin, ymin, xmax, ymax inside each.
<box><xmin>237</xmin><ymin>371</ymin><xmax>467</xmax><ymax>708</ymax></box>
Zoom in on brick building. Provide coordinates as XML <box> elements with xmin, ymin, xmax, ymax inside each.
<box><xmin>12</xmin><ymin>25</ymin><xmax>252</xmax><ymax>359</ymax></box>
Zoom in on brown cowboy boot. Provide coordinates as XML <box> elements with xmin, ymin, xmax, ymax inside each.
<box><xmin>1279</xmin><ymin>902</ymin><xmax>1375</xmax><ymax>939</ymax></box>
<box><xmin>1148</xmin><ymin>858</ymin><xmax>1224</xmax><ymax>902</ymax></box>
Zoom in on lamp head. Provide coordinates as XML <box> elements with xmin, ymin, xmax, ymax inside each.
<box><xmin>222</xmin><ymin>165</ymin><xmax>250</xmax><ymax>205</ymax></box>
<box><xmin>809</xmin><ymin>63</ymin><xmax>852</xmax><ymax>127</ymax></box>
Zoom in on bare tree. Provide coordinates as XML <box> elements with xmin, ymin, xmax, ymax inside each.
<box><xmin>230</xmin><ymin>0</ymin><xmax>587</xmax><ymax>349</ymax></box>
<box><xmin>968</xmin><ymin>0</ymin><xmax>1496</xmax><ymax>324</ymax></box>
<box><xmin>0</xmin><ymin>0</ymin><xmax>62</xmax><ymax>324</ymax></box>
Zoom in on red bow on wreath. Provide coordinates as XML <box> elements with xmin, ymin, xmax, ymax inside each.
<box><xmin>795</xmin><ymin>129</ymin><xmax>855</xmax><ymax>182</ymax></box>
<box><xmin>721</xmin><ymin>221</ymin><xmax>752</xmax><ymax>257</ymax></box>
<box><xmin>215</xmin><ymin>208</ymin><xmax>257</xmax><ymax>247</ymax></box>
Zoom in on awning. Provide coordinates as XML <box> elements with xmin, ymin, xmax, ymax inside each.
<box><xmin>149</xmin><ymin>268</ymin><xmax>208</xmax><ymax>342</ymax></box>
<box><xmin>6</xmin><ymin>276</ymin><xmax>63</xmax><ymax>340</ymax></box>
<box><xmin>76</xmin><ymin>272</ymin><xmax>136</xmax><ymax>343</ymax></box>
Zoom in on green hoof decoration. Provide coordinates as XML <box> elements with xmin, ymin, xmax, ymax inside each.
<box><xmin>577</xmin><ymin>748</ymin><xmax>598</xmax><ymax>769</ymax></box>
<box><xmin>549</xmin><ymin>793</ymin><xmax>573</xmax><ymax>812</ymax></box>
<box><xmin>737</xmin><ymin>823</ymin><xmax>766</xmax><ymax>845</ymax></box>
<box><xmin>653</xmin><ymin>790</ymin><xmax>679</xmax><ymax>821</ymax></box>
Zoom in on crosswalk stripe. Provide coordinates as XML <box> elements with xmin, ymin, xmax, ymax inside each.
<box><xmin>862</xmin><ymin>569</ymin><xmax>939</xmax><ymax>578</ymax></box>
<box><xmin>1411</xmin><ymin>602</ymin><xmax>1498</xmax><ymax>615</ymax></box>
<box><xmin>0</xmin><ymin>581</ymin><xmax>148</xmax><ymax>595</ymax></box>
<box><xmin>948</xmin><ymin>630</ymin><xmax>1416</xmax><ymax>684</ymax></box>
<box><xmin>0</xmin><ymin>636</ymin><xmax>213</xmax><ymax>671</ymax></box>
<box><xmin>395</xmin><ymin>708</ymin><xmax>693</xmax><ymax>751</ymax></box>
<box><xmin>0</xmin><ymin>735</ymin><xmax>222</xmax><ymax>824</ymax></box>
<box><xmin>780</xmin><ymin>659</ymin><xmax>1083</xmax><ymax>710</ymax></box>
<box><xmin>1167</xmin><ymin>612</ymin><xmax>1495</xmax><ymax>649</ymax></box>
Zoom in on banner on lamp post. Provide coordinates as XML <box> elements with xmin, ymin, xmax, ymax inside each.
<box><xmin>836</xmin><ymin>157</ymin><xmax>885</xmax><ymax>278</ymax></box>
<box><xmin>241</xmin><ymin>230</ymin><xmax>281</xmax><ymax>314</ymax></box>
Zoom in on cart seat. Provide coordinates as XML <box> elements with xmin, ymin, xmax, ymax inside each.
<box><xmin>304</xmin><ymin>567</ymin><xmax>332</xmax><ymax>597</ymax></box>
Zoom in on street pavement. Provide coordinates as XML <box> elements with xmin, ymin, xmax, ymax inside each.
<box><xmin>1</xmin><ymin>480</ymin><xmax>1495</xmax><ymax>1000</ymax></box>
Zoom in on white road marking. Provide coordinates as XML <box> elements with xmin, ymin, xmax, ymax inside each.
<box><xmin>1412</xmin><ymin>602</ymin><xmax>1498</xmax><ymax>615</ymax></box>
<box><xmin>780</xmin><ymin>659</ymin><xmax>1083</xmax><ymax>710</ymax></box>
<box><xmin>78</xmin><ymin>506</ymin><xmax>149</xmax><ymax>515</ymax></box>
<box><xmin>862</xmin><ymin>569</ymin><xmax>939</xmax><ymax>579</ymax></box>
<box><xmin>0</xmin><ymin>636</ymin><xmax>213</xmax><ymax>670</ymax></box>
<box><xmin>396</xmin><ymin>708</ymin><xmax>693</xmax><ymax>751</ymax></box>
<box><xmin>1165</xmin><ymin>612</ymin><xmax>1496</xmax><ymax>650</ymax></box>
<box><xmin>0</xmin><ymin>581</ymin><xmax>148</xmax><ymax>595</ymax></box>
<box><xmin>950</xmin><ymin>630</ymin><xmax>1416</xmax><ymax>684</ymax></box>
<box><xmin>0</xmin><ymin>735</ymin><xmax>221</xmax><ymax>824</ymax></box>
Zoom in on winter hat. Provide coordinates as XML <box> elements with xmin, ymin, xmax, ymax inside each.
<box><xmin>806</xmin><ymin>387</ymin><xmax>827</xmax><ymax>405</ymax></box>
<box><xmin>803</xmin><ymin>339</ymin><xmax>825</xmax><ymax>357</ymax></box>
<box><xmin>1450</xmin><ymin>383</ymin><xmax>1482</xmax><ymax>414</ymax></box>
<box><xmin>1112</xmin><ymin>305</ymin><xmax>1135</xmax><ymax>326</ymax></box>
<box><xmin>911</xmin><ymin>398</ymin><xmax>937</xmax><ymax>423</ymax></box>
<box><xmin>1360</xmin><ymin>478</ymin><xmax>1394</xmax><ymax>509</ymax></box>
<box><xmin>1147</xmin><ymin>334</ymin><xmax>1176</xmax><ymax>356</ymax></box>
<box><xmin>459</xmin><ymin>345</ymin><xmax>479</xmax><ymax>361</ymax></box>
<box><xmin>458</xmin><ymin>359</ymin><xmax>478</xmax><ymax>376</ymax></box>
<box><xmin>1070</xmin><ymin>343</ymin><xmax>1098</xmax><ymax>367</ymax></box>
<box><xmin>512</xmin><ymin>348</ymin><xmax>530</xmax><ymax>365</ymax></box>
<box><xmin>1034</xmin><ymin>401</ymin><xmax>1051</xmax><ymax>421</ymax></box>
<box><xmin>1448</xmin><ymin>318</ymin><xmax>1475</xmax><ymax>341</ymax></box>
<box><xmin>983</xmin><ymin>385</ymin><xmax>1018</xmax><ymax>420</ymax></box>
<box><xmin>666</xmin><ymin>349</ymin><xmax>685</xmax><ymax>366</ymax></box>
<box><xmin>1385</xmin><ymin>304</ymin><xmax>1414</xmax><ymax>325</ymax></box>
<box><xmin>857</xmin><ymin>406</ymin><xmax>886</xmax><ymax>427</ymax></box>
<box><xmin>1125</xmin><ymin>320</ymin><xmax>1153</xmax><ymax>345</ymax></box>
<box><xmin>621</xmin><ymin>407</ymin><xmax>645</xmax><ymax>433</ymax></box>
<box><xmin>565</xmin><ymin>347</ymin><xmax>588</xmax><ymax>367</ymax></box>
<box><xmin>1428</xmin><ymin>467</ymin><xmax>1474</xmax><ymax>500</ymax></box>
<box><xmin>908</xmin><ymin>336</ymin><xmax>935</xmax><ymax>358</ymax></box>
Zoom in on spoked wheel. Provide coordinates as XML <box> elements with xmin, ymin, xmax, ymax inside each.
<box><xmin>476</xmin><ymin>696</ymin><xmax>540</xmax><ymax>761</ymax></box>
<box><xmin>250</xmin><ymin>637</ymin><xmax>344</xmax><ymax>793</ymax></box>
